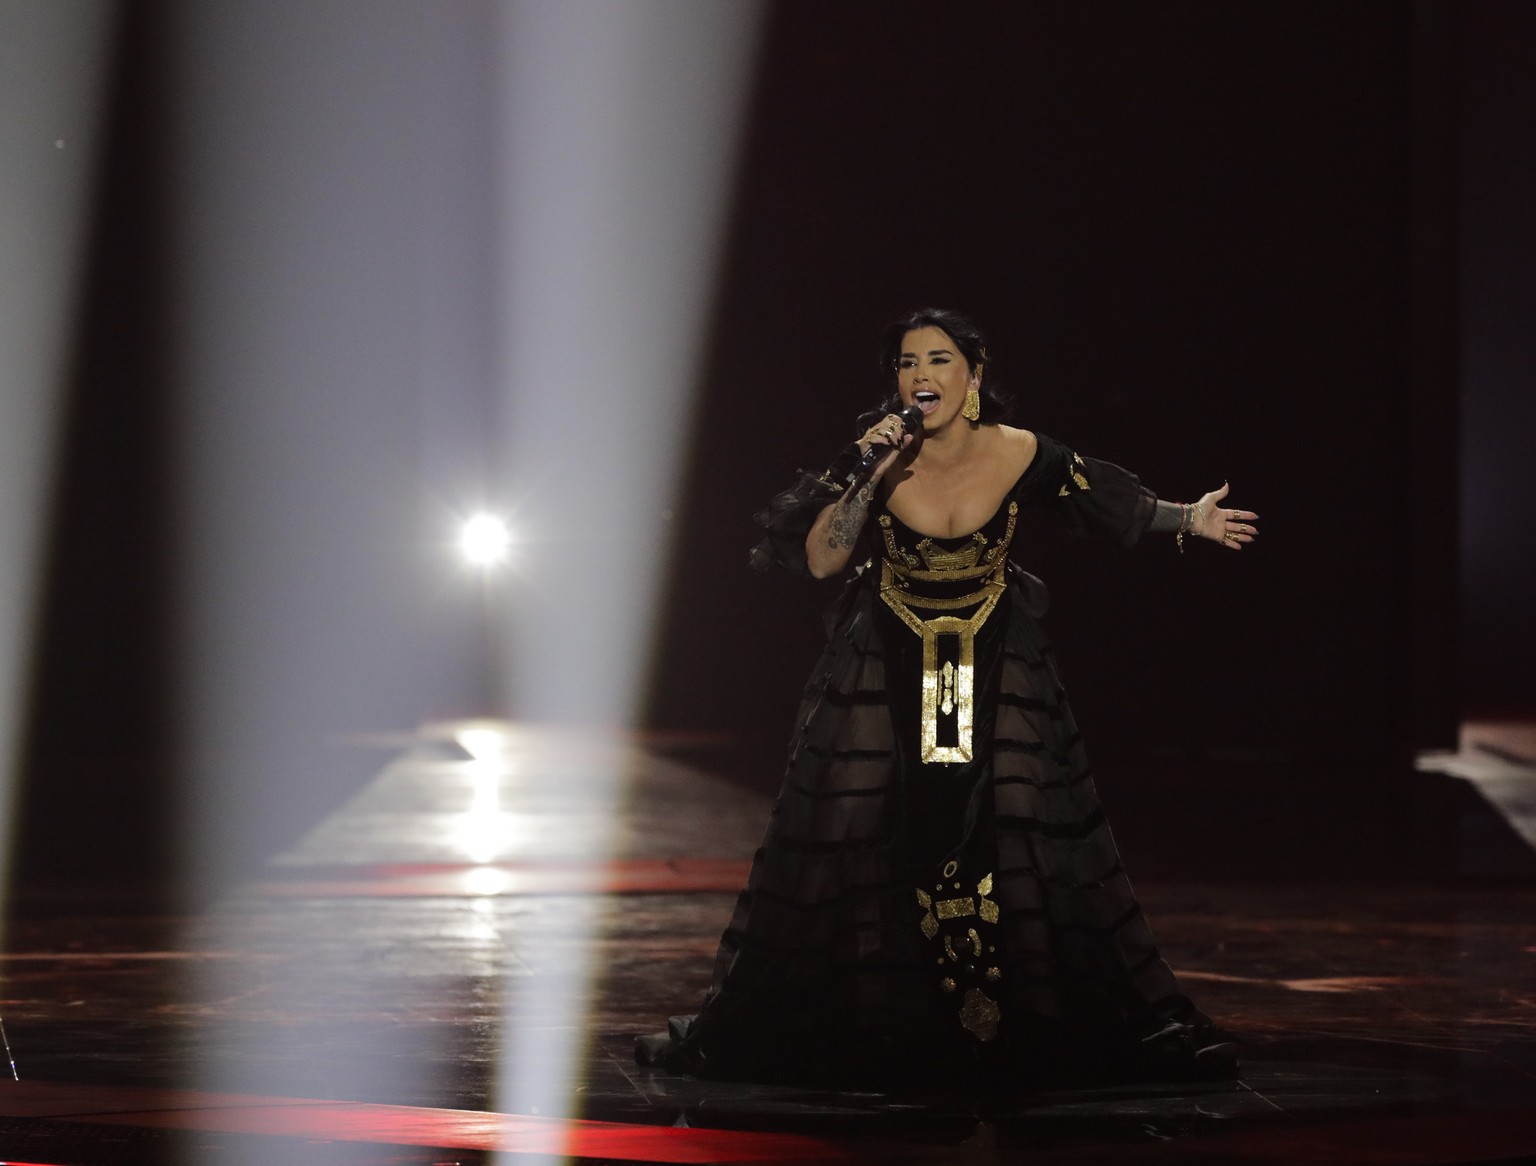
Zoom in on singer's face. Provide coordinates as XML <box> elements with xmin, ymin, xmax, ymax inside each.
<box><xmin>895</xmin><ymin>326</ymin><xmax>980</xmax><ymax>431</ymax></box>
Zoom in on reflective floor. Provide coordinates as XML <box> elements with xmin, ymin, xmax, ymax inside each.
<box><xmin>1</xmin><ymin>722</ymin><xmax>1534</xmax><ymax>1164</ymax></box>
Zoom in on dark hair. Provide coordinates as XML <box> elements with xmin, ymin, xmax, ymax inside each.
<box><xmin>862</xmin><ymin>307</ymin><xmax>1012</xmax><ymax>429</ymax></box>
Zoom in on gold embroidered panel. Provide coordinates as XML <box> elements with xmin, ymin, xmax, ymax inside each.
<box><xmin>917</xmin><ymin>872</ymin><xmax>1003</xmax><ymax>1042</ymax></box>
<box><xmin>875</xmin><ymin>503</ymin><xmax>1017</xmax><ymax>764</ymax></box>
<box><xmin>879</xmin><ymin>566</ymin><xmax>1004</xmax><ymax>764</ymax></box>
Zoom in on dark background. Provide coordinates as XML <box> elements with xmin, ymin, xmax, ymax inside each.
<box><xmin>646</xmin><ymin>0</ymin><xmax>1465</xmax><ymax>786</ymax></box>
<box><xmin>15</xmin><ymin>0</ymin><xmax>1535</xmax><ymax>897</ymax></box>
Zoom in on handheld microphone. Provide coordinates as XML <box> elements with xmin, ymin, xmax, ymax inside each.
<box><xmin>847</xmin><ymin>404</ymin><xmax>924</xmax><ymax>483</ymax></box>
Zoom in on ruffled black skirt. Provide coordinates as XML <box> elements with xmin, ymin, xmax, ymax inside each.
<box><xmin>641</xmin><ymin>567</ymin><xmax>1231</xmax><ymax>1086</ymax></box>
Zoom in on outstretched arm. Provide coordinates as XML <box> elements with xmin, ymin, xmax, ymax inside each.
<box><xmin>1148</xmin><ymin>483</ymin><xmax>1258</xmax><ymax>550</ymax></box>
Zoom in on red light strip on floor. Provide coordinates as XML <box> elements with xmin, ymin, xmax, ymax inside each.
<box><xmin>243</xmin><ymin>858</ymin><xmax>753</xmax><ymax>898</ymax></box>
<box><xmin>0</xmin><ymin>1081</ymin><xmax>868</xmax><ymax>1164</ymax></box>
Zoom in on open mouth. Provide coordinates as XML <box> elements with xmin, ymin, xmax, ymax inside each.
<box><xmin>913</xmin><ymin>390</ymin><xmax>940</xmax><ymax>414</ymax></box>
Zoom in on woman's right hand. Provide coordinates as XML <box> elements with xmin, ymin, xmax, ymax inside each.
<box><xmin>857</xmin><ymin>413</ymin><xmax>914</xmax><ymax>481</ymax></box>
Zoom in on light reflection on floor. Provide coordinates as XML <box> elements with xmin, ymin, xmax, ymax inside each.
<box><xmin>0</xmin><ymin>721</ymin><xmax>1533</xmax><ymax>1163</ymax></box>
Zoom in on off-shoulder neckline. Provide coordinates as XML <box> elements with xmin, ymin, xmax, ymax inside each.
<box><xmin>878</xmin><ymin>429</ymin><xmax>1045</xmax><ymax>541</ymax></box>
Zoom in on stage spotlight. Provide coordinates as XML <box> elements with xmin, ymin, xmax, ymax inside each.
<box><xmin>459</xmin><ymin>513</ymin><xmax>511</xmax><ymax>567</ymax></box>
<box><xmin>463</xmin><ymin>865</ymin><xmax>512</xmax><ymax>897</ymax></box>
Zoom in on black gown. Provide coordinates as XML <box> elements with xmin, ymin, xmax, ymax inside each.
<box><xmin>641</xmin><ymin>433</ymin><xmax>1231</xmax><ymax>1086</ymax></box>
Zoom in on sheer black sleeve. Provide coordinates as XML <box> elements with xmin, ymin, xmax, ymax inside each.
<box><xmin>1017</xmin><ymin>432</ymin><xmax>1157</xmax><ymax>549</ymax></box>
<box><xmin>748</xmin><ymin>445</ymin><xmax>861</xmax><ymax>576</ymax></box>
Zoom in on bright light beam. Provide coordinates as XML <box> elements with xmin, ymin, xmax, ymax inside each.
<box><xmin>460</xmin><ymin>513</ymin><xmax>512</xmax><ymax>567</ymax></box>
<box><xmin>0</xmin><ymin>0</ymin><xmax>114</xmax><ymax>967</ymax></box>
<box><xmin>490</xmin><ymin>0</ymin><xmax>763</xmax><ymax>1150</ymax></box>
<box><xmin>167</xmin><ymin>3</ymin><xmax>512</xmax><ymax>1138</ymax></box>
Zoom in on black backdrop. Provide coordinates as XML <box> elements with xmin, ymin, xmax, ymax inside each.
<box><xmin>16</xmin><ymin>1</ymin><xmax>1478</xmax><ymax>896</ymax></box>
<box><xmin>643</xmin><ymin>0</ymin><xmax>1458</xmax><ymax>792</ymax></box>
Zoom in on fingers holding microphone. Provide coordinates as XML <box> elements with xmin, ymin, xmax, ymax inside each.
<box><xmin>855</xmin><ymin>407</ymin><xmax>922</xmax><ymax>482</ymax></box>
<box><xmin>858</xmin><ymin>412</ymin><xmax>902</xmax><ymax>448</ymax></box>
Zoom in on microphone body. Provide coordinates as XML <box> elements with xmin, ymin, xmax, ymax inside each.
<box><xmin>845</xmin><ymin>405</ymin><xmax>923</xmax><ymax>485</ymax></box>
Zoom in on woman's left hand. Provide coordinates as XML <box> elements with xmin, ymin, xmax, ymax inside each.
<box><xmin>1195</xmin><ymin>483</ymin><xmax>1258</xmax><ymax>550</ymax></box>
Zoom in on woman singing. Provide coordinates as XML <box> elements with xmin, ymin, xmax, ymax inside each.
<box><xmin>641</xmin><ymin>308</ymin><xmax>1256</xmax><ymax>1086</ymax></box>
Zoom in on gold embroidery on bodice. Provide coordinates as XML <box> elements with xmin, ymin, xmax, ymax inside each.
<box><xmin>876</xmin><ymin>501</ymin><xmax>1018</xmax><ymax>763</ymax></box>
<box><xmin>878</xmin><ymin>503</ymin><xmax>1017</xmax><ymax>584</ymax></box>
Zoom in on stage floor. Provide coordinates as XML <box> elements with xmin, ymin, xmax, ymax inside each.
<box><xmin>2</xmin><ymin>722</ymin><xmax>1534</xmax><ymax>1164</ymax></box>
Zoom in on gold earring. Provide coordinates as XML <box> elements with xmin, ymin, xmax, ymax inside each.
<box><xmin>962</xmin><ymin>386</ymin><xmax>981</xmax><ymax>422</ymax></box>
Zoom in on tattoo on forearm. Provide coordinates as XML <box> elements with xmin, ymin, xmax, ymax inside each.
<box><xmin>825</xmin><ymin>481</ymin><xmax>874</xmax><ymax>551</ymax></box>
